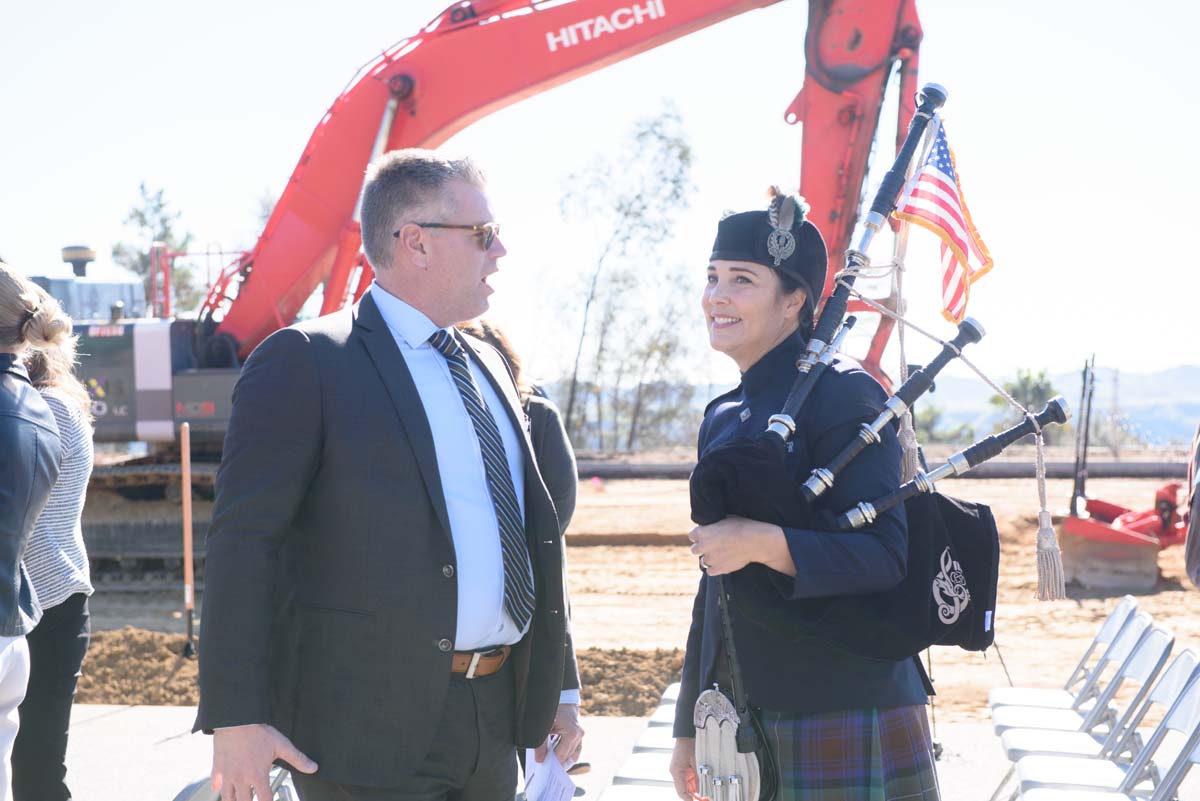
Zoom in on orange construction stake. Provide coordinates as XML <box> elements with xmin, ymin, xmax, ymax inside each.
<box><xmin>181</xmin><ymin>422</ymin><xmax>196</xmax><ymax>657</ymax></box>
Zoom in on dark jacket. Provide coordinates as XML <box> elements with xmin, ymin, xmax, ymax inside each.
<box><xmin>0</xmin><ymin>353</ymin><xmax>61</xmax><ymax>636</ymax></box>
<box><xmin>526</xmin><ymin>395</ymin><xmax>576</xmax><ymax>535</ymax></box>
<box><xmin>674</xmin><ymin>333</ymin><xmax>927</xmax><ymax>737</ymax></box>
<box><xmin>526</xmin><ymin>394</ymin><xmax>580</xmax><ymax>687</ymax></box>
<box><xmin>195</xmin><ymin>294</ymin><xmax>578</xmax><ymax>787</ymax></box>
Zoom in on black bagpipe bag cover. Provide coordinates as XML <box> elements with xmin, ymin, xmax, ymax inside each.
<box><xmin>690</xmin><ymin>437</ymin><xmax>1000</xmax><ymax>660</ymax></box>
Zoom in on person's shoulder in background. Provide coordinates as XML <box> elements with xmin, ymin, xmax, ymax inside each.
<box><xmin>525</xmin><ymin>393</ymin><xmax>576</xmax><ymax>533</ymax></box>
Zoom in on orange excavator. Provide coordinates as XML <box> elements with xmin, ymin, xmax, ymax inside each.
<box><xmin>197</xmin><ymin>0</ymin><xmax>922</xmax><ymax>371</ymax></box>
<box><xmin>72</xmin><ymin>0</ymin><xmax>925</xmax><ymax>583</ymax></box>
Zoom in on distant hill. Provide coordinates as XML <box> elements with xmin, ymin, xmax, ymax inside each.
<box><xmin>926</xmin><ymin>366</ymin><xmax>1200</xmax><ymax>446</ymax></box>
<box><xmin>540</xmin><ymin>366</ymin><xmax>1200</xmax><ymax>450</ymax></box>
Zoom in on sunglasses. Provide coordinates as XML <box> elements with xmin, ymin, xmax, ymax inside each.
<box><xmin>394</xmin><ymin>222</ymin><xmax>501</xmax><ymax>251</ymax></box>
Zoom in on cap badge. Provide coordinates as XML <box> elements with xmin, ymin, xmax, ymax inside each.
<box><xmin>767</xmin><ymin>228</ymin><xmax>795</xmax><ymax>267</ymax></box>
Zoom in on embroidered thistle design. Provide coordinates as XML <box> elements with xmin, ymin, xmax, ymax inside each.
<box><xmin>932</xmin><ymin>547</ymin><xmax>970</xmax><ymax>624</ymax></box>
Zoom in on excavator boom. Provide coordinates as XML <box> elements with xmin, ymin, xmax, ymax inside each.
<box><xmin>205</xmin><ymin>0</ymin><xmax>781</xmax><ymax>357</ymax></box>
<box><xmin>79</xmin><ymin>0</ymin><xmax>923</xmax><ymax>590</ymax></box>
<box><xmin>202</xmin><ymin>0</ymin><xmax>921</xmax><ymax>373</ymax></box>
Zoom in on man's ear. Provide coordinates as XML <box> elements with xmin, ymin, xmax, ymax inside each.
<box><xmin>395</xmin><ymin>223</ymin><xmax>429</xmax><ymax>267</ymax></box>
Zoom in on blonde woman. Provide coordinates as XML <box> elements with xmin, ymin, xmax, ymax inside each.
<box><xmin>13</xmin><ymin>285</ymin><xmax>93</xmax><ymax>801</ymax></box>
<box><xmin>0</xmin><ymin>260</ymin><xmax>64</xmax><ymax>799</ymax></box>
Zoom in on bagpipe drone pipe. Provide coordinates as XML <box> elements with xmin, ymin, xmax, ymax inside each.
<box><xmin>690</xmin><ymin>82</ymin><xmax>1071</xmax><ymax>665</ymax></box>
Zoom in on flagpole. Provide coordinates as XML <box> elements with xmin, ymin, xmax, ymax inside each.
<box><xmin>765</xmin><ymin>82</ymin><xmax>948</xmax><ymax>442</ymax></box>
<box><xmin>893</xmin><ymin>114</ymin><xmax>940</xmax><ymax>383</ymax></box>
<box><xmin>893</xmin><ymin>116</ymin><xmax>940</xmax><ymax>481</ymax></box>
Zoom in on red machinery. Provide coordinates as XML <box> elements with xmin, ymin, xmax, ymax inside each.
<box><xmin>1062</xmin><ymin>358</ymin><xmax>1189</xmax><ymax>589</ymax></box>
<box><xmin>1066</xmin><ymin>486</ymin><xmax>1188</xmax><ymax>550</ymax></box>
<box><xmin>196</xmin><ymin>0</ymin><xmax>923</xmax><ymax>383</ymax></box>
<box><xmin>1187</xmin><ymin>425</ymin><xmax>1200</xmax><ymax>586</ymax></box>
<box><xmin>75</xmin><ymin>0</ymin><xmax>926</xmax><ymax>585</ymax></box>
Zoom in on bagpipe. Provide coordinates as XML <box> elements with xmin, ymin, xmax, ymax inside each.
<box><xmin>690</xmin><ymin>82</ymin><xmax>1069</xmax><ymax>801</ymax></box>
<box><xmin>718</xmin><ymin>394</ymin><xmax>1068</xmax><ymax>661</ymax></box>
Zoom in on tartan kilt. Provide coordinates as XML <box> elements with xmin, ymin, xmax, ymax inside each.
<box><xmin>759</xmin><ymin>705</ymin><xmax>940</xmax><ymax>801</ymax></box>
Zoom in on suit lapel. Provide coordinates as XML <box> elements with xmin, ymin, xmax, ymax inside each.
<box><xmin>353</xmin><ymin>294</ymin><xmax>453</xmax><ymax>543</ymax></box>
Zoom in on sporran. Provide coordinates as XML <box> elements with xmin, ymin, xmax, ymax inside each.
<box><xmin>692</xmin><ymin>576</ymin><xmax>779</xmax><ymax>801</ymax></box>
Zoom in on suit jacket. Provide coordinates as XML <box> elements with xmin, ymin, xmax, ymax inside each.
<box><xmin>195</xmin><ymin>293</ymin><xmax>579</xmax><ymax>787</ymax></box>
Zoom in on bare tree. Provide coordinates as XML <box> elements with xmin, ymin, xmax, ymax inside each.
<box><xmin>560</xmin><ymin>104</ymin><xmax>694</xmax><ymax>437</ymax></box>
<box><xmin>625</xmin><ymin>265</ymin><xmax>695</xmax><ymax>450</ymax></box>
<box><xmin>562</xmin><ymin>256</ymin><xmax>699</xmax><ymax>453</ymax></box>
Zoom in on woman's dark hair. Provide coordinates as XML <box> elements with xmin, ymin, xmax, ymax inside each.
<box><xmin>776</xmin><ymin>271</ymin><xmax>816</xmax><ymax>340</ymax></box>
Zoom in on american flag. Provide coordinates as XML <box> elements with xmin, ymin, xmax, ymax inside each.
<box><xmin>893</xmin><ymin>115</ymin><xmax>993</xmax><ymax>323</ymax></box>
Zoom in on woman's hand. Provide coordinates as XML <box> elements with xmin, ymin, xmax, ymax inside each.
<box><xmin>688</xmin><ymin>516</ymin><xmax>795</xmax><ymax>577</ymax></box>
<box><xmin>669</xmin><ymin>737</ymin><xmax>698</xmax><ymax>800</ymax></box>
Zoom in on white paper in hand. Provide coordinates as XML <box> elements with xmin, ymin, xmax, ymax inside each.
<box><xmin>523</xmin><ymin>746</ymin><xmax>576</xmax><ymax>801</ymax></box>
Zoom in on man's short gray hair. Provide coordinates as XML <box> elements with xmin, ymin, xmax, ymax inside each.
<box><xmin>360</xmin><ymin>149</ymin><xmax>486</xmax><ymax>271</ymax></box>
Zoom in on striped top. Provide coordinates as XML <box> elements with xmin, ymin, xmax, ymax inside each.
<box><xmin>24</xmin><ymin>388</ymin><xmax>94</xmax><ymax>608</ymax></box>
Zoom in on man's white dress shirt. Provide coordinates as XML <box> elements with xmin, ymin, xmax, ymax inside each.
<box><xmin>370</xmin><ymin>284</ymin><xmax>577</xmax><ymax>705</ymax></box>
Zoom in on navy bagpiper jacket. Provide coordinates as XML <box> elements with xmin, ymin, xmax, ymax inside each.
<box><xmin>675</xmin><ymin>332</ymin><xmax>928</xmax><ymax>736</ymax></box>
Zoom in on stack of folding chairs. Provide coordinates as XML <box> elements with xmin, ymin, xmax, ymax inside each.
<box><xmin>988</xmin><ymin>595</ymin><xmax>1200</xmax><ymax>801</ymax></box>
<box><xmin>166</xmin><ymin>597</ymin><xmax>1200</xmax><ymax>801</ymax></box>
<box><xmin>599</xmin><ymin>682</ymin><xmax>680</xmax><ymax>799</ymax></box>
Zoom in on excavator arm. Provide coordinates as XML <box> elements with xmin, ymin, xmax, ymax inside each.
<box><xmin>200</xmin><ymin>0</ymin><xmax>922</xmax><ymax>378</ymax></box>
<box><xmin>792</xmin><ymin>0</ymin><xmax>922</xmax><ymax>386</ymax></box>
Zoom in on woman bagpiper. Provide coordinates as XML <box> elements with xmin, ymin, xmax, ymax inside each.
<box><xmin>669</xmin><ymin>191</ymin><xmax>940</xmax><ymax>801</ymax></box>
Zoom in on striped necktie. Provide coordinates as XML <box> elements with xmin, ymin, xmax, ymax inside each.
<box><xmin>428</xmin><ymin>329</ymin><xmax>535</xmax><ymax>630</ymax></box>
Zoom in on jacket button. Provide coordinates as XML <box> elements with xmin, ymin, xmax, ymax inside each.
<box><xmin>442</xmin><ymin>564</ymin><xmax>455</xmax><ymax>578</ymax></box>
<box><xmin>437</xmin><ymin>638</ymin><xmax>453</xmax><ymax>652</ymax></box>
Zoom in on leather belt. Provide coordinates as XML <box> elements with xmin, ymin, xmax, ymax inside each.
<box><xmin>450</xmin><ymin>645</ymin><xmax>511</xmax><ymax>679</ymax></box>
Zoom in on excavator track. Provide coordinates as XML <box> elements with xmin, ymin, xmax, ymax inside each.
<box><xmin>89</xmin><ymin>462</ymin><xmax>218</xmax><ymax>493</ymax></box>
<box><xmin>83</xmin><ymin>475</ymin><xmax>211</xmax><ymax>593</ymax></box>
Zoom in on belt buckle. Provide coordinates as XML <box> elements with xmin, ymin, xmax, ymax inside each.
<box><xmin>465</xmin><ymin>651</ymin><xmax>483</xmax><ymax>680</ymax></box>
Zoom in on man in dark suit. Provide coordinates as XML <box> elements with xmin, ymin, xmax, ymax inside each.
<box><xmin>195</xmin><ymin>150</ymin><xmax>584</xmax><ymax>801</ymax></box>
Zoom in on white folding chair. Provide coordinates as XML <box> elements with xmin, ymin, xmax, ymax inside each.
<box><xmin>1004</xmin><ymin>648</ymin><xmax>1200</xmax><ymax>763</ymax></box>
<box><xmin>990</xmin><ymin>596</ymin><xmax>1138</xmax><ymax>712</ymax></box>
<box><xmin>987</xmin><ymin>643</ymin><xmax>1193</xmax><ymax>801</ymax></box>
<box><xmin>597</xmin><ymin>787</ymin><xmax>679</xmax><ymax>801</ymax></box>
<box><xmin>1014</xmin><ymin>657</ymin><xmax>1200</xmax><ymax>799</ymax></box>
<box><xmin>992</xmin><ymin>614</ymin><xmax>1163</xmax><ymax>736</ymax></box>
<box><xmin>612</xmin><ymin>752</ymin><xmax>674</xmax><ymax>786</ymax></box>
<box><xmin>634</xmin><ymin>725</ymin><xmax>677</xmax><ymax>753</ymax></box>
<box><xmin>647</xmin><ymin>703</ymin><xmax>675</xmax><ymax>727</ymax></box>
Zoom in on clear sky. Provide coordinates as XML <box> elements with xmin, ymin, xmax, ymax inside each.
<box><xmin>2</xmin><ymin>0</ymin><xmax>1197</xmax><ymax>390</ymax></box>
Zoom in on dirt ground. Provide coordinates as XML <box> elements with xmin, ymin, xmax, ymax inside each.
<box><xmin>84</xmin><ymin>476</ymin><xmax>1200</xmax><ymax>721</ymax></box>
